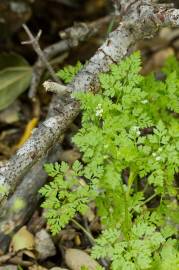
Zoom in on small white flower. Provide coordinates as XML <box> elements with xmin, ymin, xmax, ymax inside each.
<box><xmin>136</xmin><ymin>130</ymin><xmax>141</xmax><ymax>136</ymax></box>
<box><xmin>156</xmin><ymin>156</ymin><xmax>161</xmax><ymax>161</ymax></box>
<box><xmin>96</xmin><ymin>109</ymin><xmax>103</xmax><ymax>117</ymax></box>
<box><xmin>132</xmin><ymin>126</ymin><xmax>139</xmax><ymax>131</ymax></box>
<box><xmin>131</xmin><ymin>126</ymin><xmax>140</xmax><ymax>136</ymax></box>
<box><xmin>141</xmin><ymin>99</ymin><xmax>149</xmax><ymax>104</ymax></box>
<box><xmin>96</xmin><ymin>104</ymin><xmax>103</xmax><ymax>117</ymax></box>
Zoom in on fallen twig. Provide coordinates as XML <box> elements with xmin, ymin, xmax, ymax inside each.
<box><xmin>0</xmin><ymin>144</ymin><xmax>63</xmax><ymax>252</ymax></box>
<box><xmin>0</xmin><ymin>15</ymin><xmax>115</xmax><ymax>250</ymax></box>
<box><xmin>28</xmin><ymin>15</ymin><xmax>114</xmax><ymax>99</ymax></box>
<box><xmin>43</xmin><ymin>81</ymin><xmax>69</xmax><ymax>96</ymax></box>
<box><xmin>22</xmin><ymin>24</ymin><xmax>62</xmax><ymax>85</ymax></box>
<box><xmin>1</xmin><ymin>0</ymin><xmax>179</xmax><ymax>208</ymax></box>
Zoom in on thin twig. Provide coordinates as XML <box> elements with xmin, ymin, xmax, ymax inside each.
<box><xmin>22</xmin><ymin>24</ymin><xmax>62</xmax><ymax>85</ymax></box>
<box><xmin>9</xmin><ymin>257</ymin><xmax>34</xmax><ymax>267</ymax></box>
<box><xmin>1</xmin><ymin>1</ymin><xmax>179</xmax><ymax>207</ymax></box>
<box><xmin>28</xmin><ymin>14</ymin><xmax>115</xmax><ymax>99</ymax></box>
<box><xmin>0</xmin><ymin>15</ymin><xmax>116</xmax><ymax>249</ymax></box>
<box><xmin>48</xmin><ymin>0</ymin><xmax>79</xmax><ymax>7</ymax></box>
<box><xmin>111</xmin><ymin>0</ymin><xmax>121</xmax><ymax>15</ymax></box>
<box><xmin>43</xmin><ymin>81</ymin><xmax>69</xmax><ymax>96</ymax></box>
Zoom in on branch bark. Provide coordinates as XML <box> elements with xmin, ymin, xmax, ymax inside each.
<box><xmin>22</xmin><ymin>25</ymin><xmax>62</xmax><ymax>86</ymax></box>
<box><xmin>1</xmin><ymin>0</ymin><xmax>179</xmax><ymax>207</ymax></box>
<box><xmin>0</xmin><ymin>15</ymin><xmax>118</xmax><ymax>251</ymax></box>
<box><xmin>0</xmin><ymin>144</ymin><xmax>63</xmax><ymax>253</ymax></box>
<box><xmin>28</xmin><ymin>15</ymin><xmax>114</xmax><ymax>98</ymax></box>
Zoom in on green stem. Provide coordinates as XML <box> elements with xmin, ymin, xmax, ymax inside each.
<box><xmin>127</xmin><ymin>170</ymin><xmax>136</xmax><ymax>197</ymax></box>
<box><xmin>131</xmin><ymin>193</ymin><xmax>157</xmax><ymax>214</ymax></box>
<box><xmin>140</xmin><ymin>193</ymin><xmax>157</xmax><ymax>206</ymax></box>
<box><xmin>123</xmin><ymin>170</ymin><xmax>136</xmax><ymax>240</ymax></box>
<box><xmin>72</xmin><ymin>218</ymin><xmax>95</xmax><ymax>244</ymax></box>
<box><xmin>123</xmin><ymin>187</ymin><xmax>130</xmax><ymax>241</ymax></box>
<box><xmin>106</xmin><ymin>17</ymin><xmax>115</xmax><ymax>35</ymax></box>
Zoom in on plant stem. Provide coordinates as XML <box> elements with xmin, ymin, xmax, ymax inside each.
<box><xmin>72</xmin><ymin>218</ymin><xmax>95</xmax><ymax>244</ymax></box>
<box><xmin>131</xmin><ymin>193</ymin><xmax>158</xmax><ymax>215</ymax></box>
<box><xmin>123</xmin><ymin>170</ymin><xmax>136</xmax><ymax>240</ymax></box>
<box><xmin>120</xmin><ymin>183</ymin><xmax>130</xmax><ymax>241</ymax></box>
<box><xmin>127</xmin><ymin>170</ymin><xmax>136</xmax><ymax>196</ymax></box>
<box><xmin>139</xmin><ymin>193</ymin><xmax>157</xmax><ymax>208</ymax></box>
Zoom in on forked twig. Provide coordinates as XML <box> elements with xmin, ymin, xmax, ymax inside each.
<box><xmin>22</xmin><ymin>24</ymin><xmax>62</xmax><ymax>85</ymax></box>
<box><xmin>28</xmin><ymin>15</ymin><xmax>115</xmax><ymax>99</ymax></box>
<box><xmin>1</xmin><ymin>0</ymin><xmax>179</xmax><ymax>212</ymax></box>
<box><xmin>0</xmin><ymin>14</ymin><xmax>116</xmax><ymax>250</ymax></box>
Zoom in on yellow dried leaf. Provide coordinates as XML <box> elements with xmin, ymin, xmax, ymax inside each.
<box><xmin>10</xmin><ymin>226</ymin><xmax>35</xmax><ymax>252</ymax></box>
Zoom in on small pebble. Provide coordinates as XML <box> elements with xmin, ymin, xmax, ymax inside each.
<box><xmin>0</xmin><ymin>266</ymin><xmax>17</xmax><ymax>270</ymax></box>
<box><xmin>65</xmin><ymin>248</ymin><xmax>100</xmax><ymax>270</ymax></box>
<box><xmin>35</xmin><ymin>229</ymin><xmax>56</xmax><ymax>260</ymax></box>
<box><xmin>50</xmin><ymin>268</ymin><xmax>69</xmax><ymax>270</ymax></box>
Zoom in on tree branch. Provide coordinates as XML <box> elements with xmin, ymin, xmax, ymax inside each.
<box><xmin>28</xmin><ymin>15</ymin><xmax>114</xmax><ymax>99</ymax></box>
<box><xmin>1</xmin><ymin>0</ymin><xmax>179</xmax><ymax>207</ymax></box>
<box><xmin>0</xmin><ymin>14</ymin><xmax>117</xmax><ymax>250</ymax></box>
<box><xmin>0</xmin><ymin>144</ymin><xmax>63</xmax><ymax>253</ymax></box>
<box><xmin>22</xmin><ymin>24</ymin><xmax>62</xmax><ymax>85</ymax></box>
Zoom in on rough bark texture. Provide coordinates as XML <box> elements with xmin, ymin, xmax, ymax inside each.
<box><xmin>0</xmin><ymin>16</ymin><xmax>116</xmax><ymax>250</ymax></box>
<box><xmin>1</xmin><ymin>0</ymin><xmax>179</xmax><ymax>206</ymax></box>
<box><xmin>0</xmin><ymin>144</ymin><xmax>62</xmax><ymax>253</ymax></box>
<box><xmin>29</xmin><ymin>15</ymin><xmax>113</xmax><ymax>98</ymax></box>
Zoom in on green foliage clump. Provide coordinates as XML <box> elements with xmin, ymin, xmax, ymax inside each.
<box><xmin>40</xmin><ymin>53</ymin><xmax>179</xmax><ymax>269</ymax></box>
<box><xmin>56</xmin><ymin>60</ymin><xmax>82</xmax><ymax>83</ymax></box>
<box><xmin>40</xmin><ymin>161</ymin><xmax>96</xmax><ymax>235</ymax></box>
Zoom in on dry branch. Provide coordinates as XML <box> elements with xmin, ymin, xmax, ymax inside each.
<box><xmin>0</xmin><ymin>144</ymin><xmax>63</xmax><ymax>252</ymax></box>
<box><xmin>0</xmin><ymin>14</ymin><xmax>116</xmax><ymax>251</ymax></box>
<box><xmin>28</xmin><ymin>15</ymin><xmax>114</xmax><ymax>98</ymax></box>
<box><xmin>1</xmin><ymin>0</ymin><xmax>179</xmax><ymax>208</ymax></box>
<box><xmin>22</xmin><ymin>25</ymin><xmax>62</xmax><ymax>86</ymax></box>
<box><xmin>43</xmin><ymin>81</ymin><xmax>69</xmax><ymax>96</ymax></box>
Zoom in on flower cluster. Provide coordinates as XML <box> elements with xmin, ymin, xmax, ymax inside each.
<box><xmin>95</xmin><ymin>103</ymin><xmax>103</xmax><ymax>117</ymax></box>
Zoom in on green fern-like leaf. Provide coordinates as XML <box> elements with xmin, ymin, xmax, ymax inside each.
<box><xmin>40</xmin><ymin>52</ymin><xmax>179</xmax><ymax>269</ymax></box>
<box><xmin>57</xmin><ymin>61</ymin><xmax>82</xmax><ymax>83</ymax></box>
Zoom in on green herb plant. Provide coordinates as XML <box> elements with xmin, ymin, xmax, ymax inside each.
<box><xmin>40</xmin><ymin>52</ymin><xmax>179</xmax><ymax>270</ymax></box>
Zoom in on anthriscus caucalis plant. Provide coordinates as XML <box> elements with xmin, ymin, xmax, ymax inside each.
<box><xmin>40</xmin><ymin>52</ymin><xmax>179</xmax><ymax>270</ymax></box>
